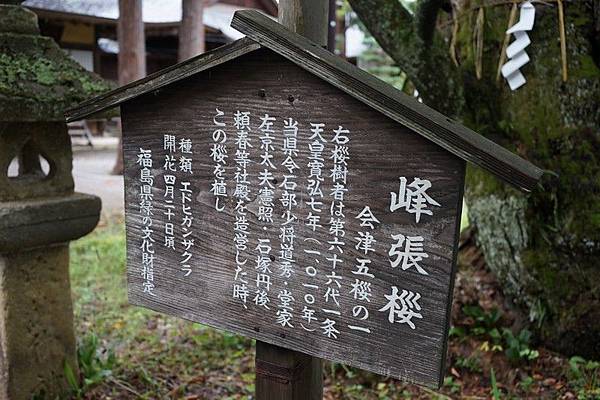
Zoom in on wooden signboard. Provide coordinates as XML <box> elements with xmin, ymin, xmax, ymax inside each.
<box><xmin>122</xmin><ymin>49</ymin><xmax>464</xmax><ymax>388</ymax></box>
<box><xmin>66</xmin><ymin>10</ymin><xmax>541</xmax><ymax>392</ymax></box>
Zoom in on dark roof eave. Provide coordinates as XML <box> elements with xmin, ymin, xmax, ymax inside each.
<box><xmin>29</xmin><ymin>7</ymin><xmax>184</xmax><ymax>27</ymax></box>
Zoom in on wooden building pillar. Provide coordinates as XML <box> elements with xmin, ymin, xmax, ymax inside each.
<box><xmin>114</xmin><ymin>0</ymin><xmax>146</xmax><ymax>175</ymax></box>
<box><xmin>255</xmin><ymin>1</ymin><xmax>328</xmax><ymax>399</ymax></box>
<box><xmin>117</xmin><ymin>0</ymin><xmax>146</xmax><ymax>85</ymax></box>
<box><xmin>179</xmin><ymin>0</ymin><xmax>206</xmax><ymax>62</ymax></box>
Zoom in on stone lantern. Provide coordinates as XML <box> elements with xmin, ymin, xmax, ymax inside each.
<box><xmin>0</xmin><ymin>2</ymin><xmax>111</xmax><ymax>399</ymax></box>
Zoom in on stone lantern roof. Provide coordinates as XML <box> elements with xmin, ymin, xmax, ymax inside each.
<box><xmin>0</xmin><ymin>3</ymin><xmax>111</xmax><ymax>122</ymax></box>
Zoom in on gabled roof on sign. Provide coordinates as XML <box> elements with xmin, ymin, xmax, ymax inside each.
<box><xmin>65</xmin><ymin>10</ymin><xmax>543</xmax><ymax>192</ymax></box>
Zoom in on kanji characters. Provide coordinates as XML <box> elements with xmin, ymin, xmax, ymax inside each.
<box><xmin>354</xmin><ymin>231</ymin><xmax>377</xmax><ymax>254</ymax></box>
<box><xmin>350</xmin><ymin>279</ymin><xmax>372</xmax><ymax>302</ymax></box>
<box><xmin>138</xmin><ymin>148</ymin><xmax>156</xmax><ymax>296</ymax></box>
<box><xmin>388</xmin><ymin>234</ymin><xmax>429</xmax><ymax>275</ymax></box>
<box><xmin>321</xmin><ymin>318</ymin><xmax>340</xmax><ymax>338</ymax></box>
<box><xmin>378</xmin><ymin>286</ymin><xmax>423</xmax><ymax>329</ymax></box>
<box><xmin>355</xmin><ymin>206</ymin><xmax>380</xmax><ymax>229</ymax></box>
<box><xmin>276</xmin><ymin>289</ymin><xmax>295</xmax><ymax>328</ymax></box>
<box><xmin>390</xmin><ymin>177</ymin><xmax>440</xmax><ymax>223</ymax></box>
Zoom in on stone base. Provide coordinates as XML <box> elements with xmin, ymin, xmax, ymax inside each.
<box><xmin>0</xmin><ymin>244</ymin><xmax>78</xmax><ymax>400</ymax></box>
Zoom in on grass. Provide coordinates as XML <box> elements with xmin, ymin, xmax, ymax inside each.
<box><xmin>460</xmin><ymin>201</ymin><xmax>469</xmax><ymax>232</ymax></box>
<box><xmin>70</xmin><ymin>219</ymin><xmax>255</xmax><ymax>399</ymax></box>
<box><xmin>69</xmin><ymin>218</ymin><xmax>599</xmax><ymax>399</ymax></box>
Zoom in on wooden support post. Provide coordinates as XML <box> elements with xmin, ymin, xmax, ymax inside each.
<box><xmin>256</xmin><ymin>1</ymin><xmax>327</xmax><ymax>398</ymax></box>
<box><xmin>179</xmin><ymin>0</ymin><xmax>206</xmax><ymax>62</ymax></box>
<box><xmin>278</xmin><ymin>0</ymin><xmax>329</xmax><ymax>47</ymax></box>
<box><xmin>327</xmin><ymin>0</ymin><xmax>336</xmax><ymax>52</ymax></box>
<box><xmin>255</xmin><ymin>342</ymin><xmax>323</xmax><ymax>400</ymax></box>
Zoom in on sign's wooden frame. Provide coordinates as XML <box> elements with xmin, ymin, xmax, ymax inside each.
<box><xmin>66</xmin><ymin>9</ymin><xmax>542</xmax><ymax>391</ymax></box>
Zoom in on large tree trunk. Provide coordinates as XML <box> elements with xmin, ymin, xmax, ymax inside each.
<box><xmin>113</xmin><ymin>0</ymin><xmax>146</xmax><ymax>175</ymax></box>
<box><xmin>349</xmin><ymin>0</ymin><xmax>600</xmax><ymax>359</ymax></box>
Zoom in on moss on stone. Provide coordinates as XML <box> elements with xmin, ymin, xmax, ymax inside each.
<box><xmin>0</xmin><ymin>32</ymin><xmax>112</xmax><ymax>122</ymax></box>
<box><xmin>0</xmin><ymin>5</ymin><xmax>39</xmax><ymax>34</ymax></box>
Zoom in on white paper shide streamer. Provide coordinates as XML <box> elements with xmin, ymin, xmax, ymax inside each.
<box><xmin>502</xmin><ymin>1</ymin><xmax>536</xmax><ymax>90</ymax></box>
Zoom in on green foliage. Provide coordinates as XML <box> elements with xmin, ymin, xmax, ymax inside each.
<box><xmin>462</xmin><ymin>305</ymin><xmax>502</xmax><ymax>348</ymax></box>
<box><xmin>64</xmin><ymin>362</ymin><xmax>79</xmax><ymax>394</ymax></box>
<box><xmin>70</xmin><ymin>222</ymin><xmax>129</xmax><ymax>336</ymax></box>
<box><xmin>460</xmin><ymin>305</ymin><xmax>538</xmax><ymax>364</ymax></box>
<box><xmin>443</xmin><ymin>376</ymin><xmax>461</xmax><ymax>394</ymax></box>
<box><xmin>463</xmin><ymin>305</ymin><xmax>502</xmax><ymax>334</ymax></box>
<box><xmin>502</xmin><ymin>328</ymin><xmax>539</xmax><ymax>363</ymax></box>
<box><xmin>518</xmin><ymin>375</ymin><xmax>535</xmax><ymax>392</ymax></box>
<box><xmin>455</xmin><ymin>354</ymin><xmax>482</xmax><ymax>374</ymax></box>
<box><xmin>448</xmin><ymin>325</ymin><xmax>466</xmax><ymax>339</ymax></box>
<box><xmin>357</xmin><ymin>33</ymin><xmax>408</xmax><ymax>91</ymax></box>
<box><xmin>191</xmin><ymin>327</ymin><xmax>253</xmax><ymax>364</ymax></box>
<box><xmin>69</xmin><ymin>223</ymin><xmax>260</xmax><ymax>398</ymax></box>
<box><xmin>568</xmin><ymin>356</ymin><xmax>600</xmax><ymax>399</ymax></box>
<box><xmin>65</xmin><ymin>334</ymin><xmax>116</xmax><ymax>399</ymax></box>
<box><xmin>67</xmin><ymin>220</ymin><xmax>591</xmax><ymax>398</ymax></box>
<box><xmin>78</xmin><ymin>334</ymin><xmax>116</xmax><ymax>387</ymax></box>
<box><xmin>490</xmin><ymin>368</ymin><xmax>501</xmax><ymax>400</ymax></box>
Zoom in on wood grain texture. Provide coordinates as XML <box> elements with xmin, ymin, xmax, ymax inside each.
<box><xmin>230</xmin><ymin>10</ymin><xmax>542</xmax><ymax>193</ymax></box>
<box><xmin>256</xmin><ymin>342</ymin><xmax>323</xmax><ymax>400</ymax></box>
<box><xmin>122</xmin><ymin>49</ymin><xmax>465</xmax><ymax>388</ymax></box>
<box><xmin>179</xmin><ymin>0</ymin><xmax>206</xmax><ymax>62</ymax></box>
<box><xmin>278</xmin><ymin>0</ymin><xmax>329</xmax><ymax>47</ymax></box>
<box><xmin>117</xmin><ymin>0</ymin><xmax>146</xmax><ymax>85</ymax></box>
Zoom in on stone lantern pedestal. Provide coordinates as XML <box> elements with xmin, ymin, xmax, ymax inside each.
<box><xmin>0</xmin><ymin>3</ymin><xmax>111</xmax><ymax>399</ymax></box>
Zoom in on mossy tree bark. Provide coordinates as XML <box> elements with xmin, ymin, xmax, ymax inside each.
<box><xmin>348</xmin><ymin>0</ymin><xmax>600</xmax><ymax>359</ymax></box>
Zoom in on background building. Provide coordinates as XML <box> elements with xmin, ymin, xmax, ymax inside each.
<box><xmin>24</xmin><ymin>0</ymin><xmax>278</xmax><ymax>81</ymax></box>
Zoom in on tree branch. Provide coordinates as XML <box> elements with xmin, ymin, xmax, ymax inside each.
<box><xmin>348</xmin><ymin>0</ymin><xmax>418</xmax><ymax>77</ymax></box>
<box><xmin>415</xmin><ymin>0</ymin><xmax>445</xmax><ymax>44</ymax></box>
<box><xmin>594</xmin><ymin>0</ymin><xmax>600</xmax><ymax>35</ymax></box>
<box><xmin>349</xmin><ymin>0</ymin><xmax>463</xmax><ymax>115</ymax></box>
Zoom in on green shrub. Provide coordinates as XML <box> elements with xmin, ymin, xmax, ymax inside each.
<box><xmin>65</xmin><ymin>334</ymin><xmax>116</xmax><ymax>398</ymax></box>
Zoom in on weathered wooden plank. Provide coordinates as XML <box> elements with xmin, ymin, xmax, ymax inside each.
<box><xmin>122</xmin><ymin>49</ymin><xmax>465</xmax><ymax>388</ymax></box>
<box><xmin>230</xmin><ymin>10</ymin><xmax>543</xmax><ymax>193</ymax></box>
<box><xmin>256</xmin><ymin>342</ymin><xmax>323</xmax><ymax>400</ymax></box>
<box><xmin>65</xmin><ymin>37</ymin><xmax>261</xmax><ymax>122</ymax></box>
